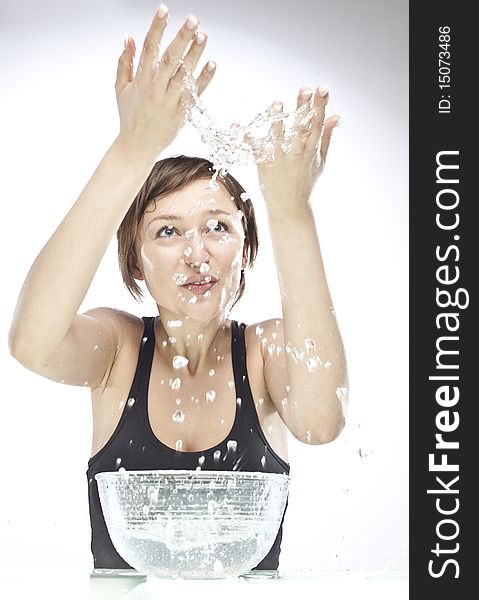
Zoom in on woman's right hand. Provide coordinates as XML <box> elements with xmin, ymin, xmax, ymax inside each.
<box><xmin>115</xmin><ymin>5</ymin><xmax>215</xmax><ymax>160</ymax></box>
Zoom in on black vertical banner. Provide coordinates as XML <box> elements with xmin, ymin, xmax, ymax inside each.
<box><xmin>410</xmin><ymin>2</ymin><xmax>475</xmax><ymax>598</ymax></box>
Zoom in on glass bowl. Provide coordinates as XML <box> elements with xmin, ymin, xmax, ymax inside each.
<box><xmin>95</xmin><ymin>469</ymin><xmax>290</xmax><ymax>579</ymax></box>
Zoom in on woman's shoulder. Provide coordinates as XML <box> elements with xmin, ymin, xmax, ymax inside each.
<box><xmin>243</xmin><ymin>317</ymin><xmax>284</xmax><ymax>358</ymax></box>
<box><xmin>82</xmin><ymin>306</ymin><xmax>146</xmax><ymax>345</ymax></box>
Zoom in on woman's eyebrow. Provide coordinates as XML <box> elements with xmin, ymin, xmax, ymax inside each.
<box><xmin>148</xmin><ymin>209</ymin><xmax>234</xmax><ymax>225</ymax></box>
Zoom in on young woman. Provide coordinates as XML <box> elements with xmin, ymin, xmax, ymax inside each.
<box><xmin>8</xmin><ymin>6</ymin><xmax>348</xmax><ymax>571</ymax></box>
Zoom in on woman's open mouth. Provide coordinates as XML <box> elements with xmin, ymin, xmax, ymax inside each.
<box><xmin>182</xmin><ymin>277</ymin><xmax>218</xmax><ymax>295</ymax></box>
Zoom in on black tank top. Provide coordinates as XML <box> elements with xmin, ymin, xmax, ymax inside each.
<box><xmin>86</xmin><ymin>317</ymin><xmax>290</xmax><ymax>571</ymax></box>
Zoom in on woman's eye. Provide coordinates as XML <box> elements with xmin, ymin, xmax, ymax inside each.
<box><xmin>207</xmin><ymin>220</ymin><xmax>228</xmax><ymax>233</ymax></box>
<box><xmin>157</xmin><ymin>226</ymin><xmax>177</xmax><ymax>238</ymax></box>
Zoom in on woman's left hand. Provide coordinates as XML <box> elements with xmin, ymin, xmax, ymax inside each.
<box><xmin>255</xmin><ymin>86</ymin><xmax>340</xmax><ymax>210</ymax></box>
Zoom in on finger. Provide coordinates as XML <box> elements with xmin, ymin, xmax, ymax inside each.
<box><xmin>270</xmin><ymin>101</ymin><xmax>285</xmax><ymax>143</ymax></box>
<box><xmin>137</xmin><ymin>5</ymin><xmax>170</xmax><ymax>78</ymax></box>
<box><xmin>156</xmin><ymin>15</ymin><xmax>199</xmax><ymax>87</ymax></box>
<box><xmin>115</xmin><ymin>35</ymin><xmax>136</xmax><ymax>97</ymax></box>
<box><xmin>305</xmin><ymin>85</ymin><xmax>330</xmax><ymax>152</ymax></box>
<box><xmin>319</xmin><ymin>115</ymin><xmax>341</xmax><ymax>163</ymax></box>
<box><xmin>294</xmin><ymin>87</ymin><xmax>313</xmax><ymax>136</ymax></box>
<box><xmin>195</xmin><ymin>60</ymin><xmax>216</xmax><ymax>96</ymax></box>
<box><xmin>168</xmin><ymin>30</ymin><xmax>208</xmax><ymax>92</ymax></box>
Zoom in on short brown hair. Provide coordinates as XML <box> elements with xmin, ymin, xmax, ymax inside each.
<box><xmin>117</xmin><ymin>156</ymin><xmax>259</xmax><ymax>308</ymax></box>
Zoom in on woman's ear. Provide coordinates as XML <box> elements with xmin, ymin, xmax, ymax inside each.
<box><xmin>129</xmin><ymin>255</ymin><xmax>144</xmax><ymax>281</ymax></box>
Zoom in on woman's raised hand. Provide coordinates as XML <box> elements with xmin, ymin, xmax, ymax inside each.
<box><xmin>256</xmin><ymin>86</ymin><xmax>341</xmax><ymax>209</ymax></box>
<box><xmin>115</xmin><ymin>5</ymin><xmax>215</xmax><ymax>160</ymax></box>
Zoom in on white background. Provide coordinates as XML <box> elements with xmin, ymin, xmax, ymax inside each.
<box><xmin>0</xmin><ymin>0</ymin><xmax>408</xmax><ymax>573</ymax></box>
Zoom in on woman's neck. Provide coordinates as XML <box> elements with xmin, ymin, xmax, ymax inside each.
<box><xmin>154</xmin><ymin>312</ymin><xmax>232</xmax><ymax>375</ymax></box>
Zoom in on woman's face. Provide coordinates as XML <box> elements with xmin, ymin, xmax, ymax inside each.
<box><xmin>134</xmin><ymin>178</ymin><xmax>247</xmax><ymax>322</ymax></box>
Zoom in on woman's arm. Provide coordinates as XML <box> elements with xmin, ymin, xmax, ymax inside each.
<box><xmin>8</xmin><ymin>8</ymin><xmax>215</xmax><ymax>389</ymax></box>
<box><xmin>256</xmin><ymin>87</ymin><xmax>348</xmax><ymax>444</ymax></box>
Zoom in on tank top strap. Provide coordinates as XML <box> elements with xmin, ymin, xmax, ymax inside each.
<box><xmin>128</xmin><ymin>316</ymin><xmax>156</xmax><ymax>400</ymax></box>
<box><xmin>231</xmin><ymin>320</ymin><xmax>256</xmax><ymax>417</ymax></box>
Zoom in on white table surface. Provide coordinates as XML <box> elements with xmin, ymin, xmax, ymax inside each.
<box><xmin>1</xmin><ymin>567</ymin><xmax>408</xmax><ymax>600</ymax></box>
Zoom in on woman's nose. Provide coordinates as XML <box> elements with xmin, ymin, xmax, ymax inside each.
<box><xmin>183</xmin><ymin>237</ymin><xmax>210</xmax><ymax>269</ymax></box>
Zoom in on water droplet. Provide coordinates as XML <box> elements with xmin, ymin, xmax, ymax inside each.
<box><xmin>173</xmin><ymin>273</ymin><xmax>188</xmax><ymax>285</ymax></box>
<box><xmin>93</xmin><ymin>345</ymin><xmax>98</xmax><ymax>350</ymax></box>
<box><xmin>213</xmin><ymin>450</ymin><xmax>221</xmax><ymax>462</ymax></box>
<box><xmin>206</xmin><ymin>390</ymin><xmax>216</xmax><ymax>402</ymax></box>
<box><xmin>209</xmin><ymin>369</ymin><xmax>215</xmax><ymax>376</ymax></box>
<box><xmin>306</xmin><ymin>430</ymin><xmax>312</xmax><ymax>443</ymax></box>
<box><xmin>172</xmin><ymin>409</ymin><xmax>185</xmax><ymax>423</ymax></box>
<box><xmin>228</xmin><ymin>380</ymin><xmax>234</xmax><ymax>389</ymax></box>
<box><xmin>167</xmin><ymin>319</ymin><xmax>183</xmax><ymax>328</ymax></box>
<box><xmin>175</xmin><ymin>440</ymin><xmax>183</xmax><ymax>451</ymax></box>
<box><xmin>305</xmin><ymin>338</ymin><xmax>316</xmax><ymax>351</ymax></box>
<box><xmin>189</xmin><ymin>296</ymin><xmax>198</xmax><ymax>304</ymax></box>
<box><xmin>198</xmin><ymin>455</ymin><xmax>206</xmax><ymax>467</ymax></box>
<box><xmin>206</xmin><ymin>218</ymin><xmax>218</xmax><ymax>230</ymax></box>
<box><xmin>198</xmin><ymin>333</ymin><xmax>204</xmax><ymax>341</ymax></box>
<box><xmin>257</xmin><ymin>397</ymin><xmax>264</xmax><ymax>406</ymax></box>
<box><xmin>324</xmin><ymin>360</ymin><xmax>332</xmax><ymax>369</ymax></box>
<box><xmin>236</xmin><ymin>397</ymin><xmax>242</xmax><ymax>407</ymax></box>
<box><xmin>127</xmin><ymin>397</ymin><xmax>135</xmax><ymax>407</ymax></box>
<box><xmin>168</xmin><ymin>336</ymin><xmax>177</xmax><ymax>344</ymax></box>
<box><xmin>306</xmin><ymin>356</ymin><xmax>322</xmax><ymax>372</ymax></box>
<box><xmin>261</xmin><ymin>456</ymin><xmax>266</xmax><ymax>468</ymax></box>
<box><xmin>184</xmin><ymin>246</ymin><xmax>192</xmax><ymax>257</ymax></box>
<box><xmin>199</xmin><ymin>262</ymin><xmax>210</xmax><ymax>274</ymax></box>
<box><xmin>255</xmin><ymin>325</ymin><xmax>264</xmax><ymax>336</ymax></box>
<box><xmin>115</xmin><ymin>457</ymin><xmax>122</xmax><ymax>468</ymax></box>
<box><xmin>240</xmin><ymin>192</ymin><xmax>249</xmax><ymax>202</ymax></box>
<box><xmin>173</xmin><ymin>355</ymin><xmax>189</xmax><ymax>369</ymax></box>
<box><xmin>227</xmin><ymin>439</ymin><xmax>237</xmax><ymax>453</ymax></box>
<box><xmin>171</xmin><ymin>377</ymin><xmax>181</xmax><ymax>391</ymax></box>
<box><xmin>185</xmin><ymin>229</ymin><xmax>195</xmax><ymax>240</ymax></box>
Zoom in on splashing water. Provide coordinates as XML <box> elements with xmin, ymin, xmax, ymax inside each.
<box><xmin>181</xmin><ymin>74</ymin><xmax>315</xmax><ymax>185</ymax></box>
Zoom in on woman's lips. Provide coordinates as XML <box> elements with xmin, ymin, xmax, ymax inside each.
<box><xmin>182</xmin><ymin>281</ymin><xmax>218</xmax><ymax>295</ymax></box>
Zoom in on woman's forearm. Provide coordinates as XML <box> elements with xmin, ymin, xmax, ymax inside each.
<box><xmin>267</xmin><ymin>203</ymin><xmax>348</xmax><ymax>432</ymax></box>
<box><xmin>9</xmin><ymin>138</ymin><xmax>155</xmax><ymax>362</ymax></box>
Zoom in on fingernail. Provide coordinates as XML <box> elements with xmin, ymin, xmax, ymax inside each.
<box><xmin>186</xmin><ymin>15</ymin><xmax>198</xmax><ymax>30</ymax></box>
<box><xmin>196</xmin><ymin>31</ymin><xmax>206</xmax><ymax>45</ymax></box>
<box><xmin>157</xmin><ymin>4</ymin><xmax>168</xmax><ymax>19</ymax></box>
<box><xmin>272</xmin><ymin>101</ymin><xmax>283</xmax><ymax>112</ymax></box>
<box><xmin>333</xmin><ymin>116</ymin><xmax>341</xmax><ymax>126</ymax></box>
<box><xmin>319</xmin><ymin>86</ymin><xmax>329</xmax><ymax>97</ymax></box>
<box><xmin>206</xmin><ymin>60</ymin><xmax>216</xmax><ymax>72</ymax></box>
<box><xmin>301</xmin><ymin>88</ymin><xmax>313</xmax><ymax>99</ymax></box>
<box><xmin>124</xmin><ymin>34</ymin><xmax>130</xmax><ymax>50</ymax></box>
